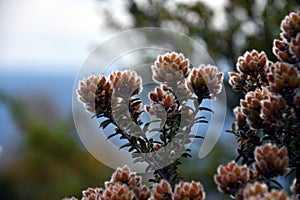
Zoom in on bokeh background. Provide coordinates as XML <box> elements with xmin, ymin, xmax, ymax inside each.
<box><xmin>0</xmin><ymin>0</ymin><xmax>299</xmax><ymax>199</ymax></box>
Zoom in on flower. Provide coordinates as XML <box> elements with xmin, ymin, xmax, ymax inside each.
<box><xmin>273</xmin><ymin>39</ymin><xmax>295</xmax><ymax>63</ymax></box>
<box><xmin>104</xmin><ymin>183</ymin><xmax>134</xmax><ymax>200</ymax></box>
<box><xmin>152</xmin><ymin>52</ymin><xmax>190</xmax><ymax>83</ymax></box>
<box><xmin>233</xmin><ymin>106</ymin><xmax>248</xmax><ymax>130</ymax></box>
<box><xmin>229</xmin><ymin>50</ymin><xmax>269</xmax><ymax>92</ymax></box>
<box><xmin>260</xmin><ymin>93</ymin><xmax>288</xmax><ymax>127</ymax></box>
<box><xmin>133</xmin><ymin>185</ymin><xmax>151</xmax><ymax>200</ymax></box>
<box><xmin>105</xmin><ymin>166</ymin><xmax>150</xmax><ymax>200</ymax></box>
<box><xmin>236</xmin><ymin>50</ymin><xmax>268</xmax><ymax>77</ymax></box>
<box><xmin>82</xmin><ymin>187</ymin><xmax>104</xmax><ymax>200</ymax></box>
<box><xmin>280</xmin><ymin>12</ymin><xmax>300</xmax><ymax>42</ymax></box>
<box><xmin>263</xmin><ymin>189</ymin><xmax>292</xmax><ymax>200</ymax></box>
<box><xmin>150</xmin><ymin>179</ymin><xmax>173</xmax><ymax>200</ymax></box>
<box><xmin>110</xmin><ymin>70</ymin><xmax>142</xmax><ymax>98</ymax></box>
<box><xmin>240</xmin><ymin>182</ymin><xmax>268</xmax><ymax>200</ymax></box>
<box><xmin>240</xmin><ymin>88</ymin><xmax>269</xmax><ymax>130</ymax></box>
<box><xmin>253</xmin><ymin>144</ymin><xmax>289</xmax><ymax>178</ymax></box>
<box><xmin>267</xmin><ymin>62</ymin><xmax>300</xmax><ymax>100</ymax></box>
<box><xmin>173</xmin><ymin>181</ymin><xmax>205</xmax><ymax>200</ymax></box>
<box><xmin>145</xmin><ymin>87</ymin><xmax>178</xmax><ymax>116</ymax></box>
<box><xmin>77</xmin><ymin>75</ymin><xmax>111</xmax><ymax>114</ymax></box>
<box><xmin>214</xmin><ymin>161</ymin><xmax>257</xmax><ymax>197</ymax></box>
<box><xmin>105</xmin><ymin>166</ymin><xmax>142</xmax><ymax>189</ymax></box>
<box><xmin>188</xmin><ymin>65</ymin><xmax>223</xmax><ymax>100</ymax></box>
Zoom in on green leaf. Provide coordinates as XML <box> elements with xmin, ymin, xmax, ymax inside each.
<box><xmin>195</xmin><ymin>120</ymin><xmax>208</xmax><ymax>123</ymax></box>
<box><xmin>119</xmin><ymin>143</ymin><xmax>132</xmax><ymax>150</ymax></box>
<box><xmin>199</xmin><ymin>107</ymin><xmax>214</xmax><ymax>113</ymax></box>
<box><xmin>107</xmin><ymin>132</ymin><xmax>119</xmax><ymax>140</ymax></box>
<box><xmin>100</xmin><ymin>119</ymin><xmax>112</xmax><ymax>129</ymax></box>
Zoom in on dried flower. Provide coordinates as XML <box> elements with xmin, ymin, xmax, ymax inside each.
<box><xmin>104</xmin><ymin>183</ymin><xmax>134</xmax><ymax>200</ymax></box>
<box><xmin>260</xmin><ymin>93</ymin><xmax>288</xmax><ymax>127</ymax></box>
<box><xmin>110</xmin><ymin>70</ymin><xmax>142</xmax><ymax>97</ymax></box>
<box><xmin>280</xmin><ymin>12</ymin><xmax>300</xmax><ymax>42</ymax></box>
<box><xmin>253</xmin><ymin>144</ymin><xmax>289</xmax><ymax>178</ymax></box>
<box><xmin>82</xmin><ymin>187</ymin><xmax>104</xmax><ymax>200</ymax></box>
<box><xmin>214</xmin><ymin>161</ymin><xmax>257</xmax><ymax>197</ymax></box>
<box><xmin>77</xmin><ymin>75</ymin><xmax>110</xmax><ymax>114</ymax></box>
<box><xmin>150</xmin><ymin>179</ymin><xmax>173</xmax><ymax>200</ymax></box>
<box><xmin>267</xmin><ymin>62</ymin><xmax>300</xmax><ymax>100</ymax></box>
<box><xmin>173</xmin><ymin>181</ymin><xmax>205</xmax><ymax>200</ymax></box>
<box><xmin>188</xmin><ymin>65</ymin><xmax>223</xmax><ymax>100</ymax></box>
<box><xmin>240</xmin><ymin>88</ymin><xmax>269</xmax><ymax>130</ymax></box>
<box><xmin>152</xmin><ymin>52</ymin><xmax>189</xmax><ymax>83</ymax></box>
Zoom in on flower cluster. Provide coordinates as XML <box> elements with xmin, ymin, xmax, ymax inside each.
<box><xmin>253</xmin><ymin>144</ymin><xmax>289</xmax><ymax>179</ymax></box>
<box><xmin>152</xmin><ymin>52</ymin><xmax>190</xmax><ymax>83</ymax></box>
<box><xmin>149</xmin><ymin>179</ymin><xmax>205</xmax><ymax>200</ymax></box>
<box><xmin>239</xmin><ymin>182</ymin><xmax>297</xmax><ymax>200</ymax></box>
<box><xmin>228</xmin><ymin>50</ymin><xmax>269</xmax><ymax>93</ymax></box>
<box><xmin>77</xmin><ymin>75</ymin><xmax>112</xmax><ymax>114</ymax></box>
<box><xmin>273</xmin><ymin>12</ymin><xmax>300</xmax><ymax>64</ymax></box>
<box><xmin>188</xmin><ymin>65</ymin><xmax>223</xmax><ymax>101</ymax></box>
<box><xmin>267</xmin><ymin>62</ymin><xmax>300</xmax><ymax>104</ymax></box>
<box><xmin>214</xmin><ymin>161</ymin><xmax>257</xmax><ymax>197</ymax></box>
<box><xmin>214</xmin><ymin>144</ymin><xmax>292</xmax><ymax>199</ymax></box>
<box><xmin>63</xmin><ymin>166</ymin><xmax>205</xmax><ymax>200</ymax></box>
<box><xmin>224</xmin><ymin>11</ymin><xmax>300</xmax><ymax>200</ymax></box>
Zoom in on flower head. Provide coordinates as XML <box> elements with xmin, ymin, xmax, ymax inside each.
<box><xmin>150</xmin><ymin>179</ymin><xmax>173</xmax><ymax>200</ymax></box>
<box><xmin>240</xmin><ymin>182</ymin><xmax>268</xmax><ymax>200</ymax></box>
<box><xmin>280</xmin><ymin>12</ymin><xmax>300</xmax><ymax>42</ymax></box>
<box><xmin>105</xmin><ymin>166</ymin><xmax>142</xmax><ymax>189</ymax></box>
<box><xmin>260</xmin><ymin>93</ymin><xmax>288</xmax><ymax>127</ymax></box>
<box><xmin>188</xmin><ymin>64</ymin><xmax>223</xmax><ymax>100</ymax></box>
<box><xmin>104</xmin><ymin>183</ymin><xmax>134</xmax><ymax>200</ymax></box>
<box><xmin>173</xmin><ymin>181</ymin><xmax>205</xmax><ymax>200</ymax></box>
<box><xmin>110</xmin><ymin>70</ymin><xmax>142</xmax><ymax>98</ymax></box>
<box><xmin>152</xmin><ymin>52</ymin><xmax>189</xmax><ymax>83</ymax></box>
<box><xmin>82</xmin><ymin>187</ymin><xmax>104</xmax><ymax>200</ymax></box>
<box><xmin>145</xmin><ymin>87</ymin><xmax>178</xmax><ymax>117</ymax></box>
<box><xmin>77</xmin><ymin>75</ymin><xmax>112</xmax><ymax>114</ymax></box>
<box><xmin>240</xmin><ymin>88</ymin><xmax>270</xmax><ymax>130</ymax></box>
<box><xmin>229</xmin><ymin>50</ymin><xmax>269</xmax><ymax>92</ymax></box>
<box><xmin>253</xmin><ymin>144</ymin><xmax>289</xmax><ymax>178</ymax></box>
<box><xmin>267</xmin><ymin>62</ymin><xmax>300</xmax><ymax>99</ymax></box>
<box><xmin>214</xmin><ymin>161</ymin><xmax>257</xmax><ymax>197</ymax></box>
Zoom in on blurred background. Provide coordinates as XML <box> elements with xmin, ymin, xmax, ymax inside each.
<box><xmin>0</xmin><ymin>0</ymin><xmax>299</xmax><ymax>199</ymax></box>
